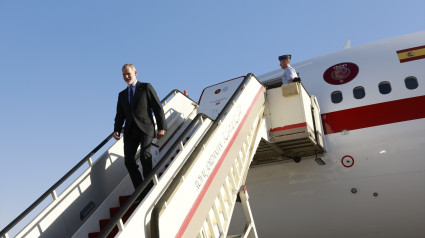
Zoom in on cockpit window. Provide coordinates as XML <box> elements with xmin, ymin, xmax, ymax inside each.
<box><xmin>331</xmin><ymin>91</ymin><xmax>343</xmax><ymax>103</ymax></box>
<box><xmin>378</xmin><ymin>81</ymin><xmax>392</xmax><ymax>94</ymax></box>
<box><xmin>405</xmin><ymin>76</ymin><xmax>418</xmax><ymax>90</ymax></box>
<box><xmin>353</xmin><ymin>86</ymin><xmax>365</xmax><ymax>99</ymax></box>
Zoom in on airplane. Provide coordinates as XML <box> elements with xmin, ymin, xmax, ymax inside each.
<box><xmin>229</xmin><ymin>31</ymin><xmax>425</xmax><ymax>238</ymax></box>
<box><xmin>1</xmin><ymin>31</ymin><xmax>424</xmax><ymax>238</ymax></box>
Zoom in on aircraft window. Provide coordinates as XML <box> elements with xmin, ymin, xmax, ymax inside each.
<box><xmin>405</xmin><ymin>76</ymin><xmax>418</xmax><ymax>90</ymax></box>
<box><xmin>378</xmin><ymin>81</ymin><xmax>392</xmax><ymax>94</ymax></box>
<box><xmin>353</xmin><ymin>86</ymin><xmax>365</xmax><ymax>99</ymax></box>
<box><xmin>331</xmin><ymin>91</ymin><xmax>343</xmax><ymax>103</ymax></box>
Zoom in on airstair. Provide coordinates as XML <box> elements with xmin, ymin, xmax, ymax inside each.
<box><xmin>1</xmin><ymin>73</ymin><xmax>326</xmax><ymax>238</ymax></box>
<box><xmin>1</xmin><ymin>74</ymin><xmax>265</xmax><ymax>238</ymax></box>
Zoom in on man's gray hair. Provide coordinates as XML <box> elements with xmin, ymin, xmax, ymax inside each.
<box><xmin>122</xmin><ymin>63</ymin><xmax>137</xmax><ymax>71</ymax></box>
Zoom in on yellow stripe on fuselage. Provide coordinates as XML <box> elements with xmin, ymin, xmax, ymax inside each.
<box><xmin>397</xmin><ymin>45</ymin><xmax>425</xmax><ymax>63</ymax></box>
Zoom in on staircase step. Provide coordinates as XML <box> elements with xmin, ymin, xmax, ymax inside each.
<box><xmin>88</xmin><ymin>225</ymin><xmax>118</xmax><ymax>238</ymax></box>
<box><xmin>110</xmin><ymin>207</ymin><xmax>120</xmax><ymax>218</ymax></box>
<box><xmin>119</xmin><ymin>195</ymin><xmax>131</xmax><ymax>206</ymax></box>
<box><xmin>88</xmin><ymin>231</ymin><xmax>100</xmax><ymax>238</ymax></box>
<box><xmin>99</xmin><ymin>218</ymin><xmax>111</xmax><ymax>230</ymax></box>
<box><xmin>88</xmin><ymin>196</ymin><xmax>139</xmax><ymax>238</ymax></box>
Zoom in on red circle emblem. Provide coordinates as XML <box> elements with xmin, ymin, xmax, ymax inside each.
<box><xmin>215</xmin><ymin>89</ymin><xmax>221</xmax><ymax>94</ymax></box>
<box><xmin>323</xmin><ymin>62</ymin><xmax>359</xmax><ymax>85</ymax></box>
<box><xmin>341</xmin><ymin>155</ymin><xmax>354</xmax><ymax>168</ymax></box>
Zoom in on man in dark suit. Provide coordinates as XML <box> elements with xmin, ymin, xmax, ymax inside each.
<box><xmin>114</xmin><ymin>63</ymin><xmax>167</xmax><ymax>199</ymax></box>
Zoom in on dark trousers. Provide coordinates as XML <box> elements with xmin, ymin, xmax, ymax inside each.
<box><xmin>123</xmin><ymin>122</ymin><xmax>154</xmax><ymax>196</ymax></box>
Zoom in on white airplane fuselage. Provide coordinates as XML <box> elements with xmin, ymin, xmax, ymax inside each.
<box><xmin>232</xmin><ymin>32</ymin><xmax>425</xmax><ymax>238</ymax></box>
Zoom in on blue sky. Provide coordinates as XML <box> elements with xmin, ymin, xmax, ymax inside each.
<box><xmin>0</xmin><ymin>0</ymin><xmax>424</xmax><ymax>233</ymax></box>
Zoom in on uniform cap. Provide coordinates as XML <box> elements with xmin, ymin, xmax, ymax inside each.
<box><xmin>278</xmin><ymin>54</ymin><xmax>291</xmax><ymax>61</ymax></box>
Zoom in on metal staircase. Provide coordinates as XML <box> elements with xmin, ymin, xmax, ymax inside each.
<box><xmin>81</xmin><ymin>73</ymin><xmax>265</xmax><ymax>238</ymax></box>
<box><xmin>1</xmin><ymin>73</ymin><xmax>266</xmax><ymax>238</ymax></box>
<box><xmin>0</xmin><ymin>71</ymin><xmax>330</xmax><ymax>238</ymax></box>
<box><xmin>149</xmin><ymin>74</ymin><xmax>265</xmax><ymax>238</ymax></box>
<box><xmin>196</xmin><ymin>108</ymin><xmax>263</xmax><ymax>238</ymax></box>
<box><xmin>0</xmin><ymin>89</ymin><xmax>198</xmax><ymax>238</ymax></box>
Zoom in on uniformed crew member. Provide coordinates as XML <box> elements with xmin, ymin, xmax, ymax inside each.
<box><xmin>279</xmin><ymin>54</ymin><xmax>297</xmax><ymax>84</ymax></box>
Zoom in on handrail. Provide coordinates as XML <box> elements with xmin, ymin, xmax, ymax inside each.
<box><xmin>153</xmin><ymin>90</ymin><xmax>198</xmax><ymax>151</ymax></box>
<box><xmin>98</xmin><ymin>113</ymin><xmax>213</xmax><ymax>238</ymax></box>
<box><xmin>0</xmin><ymin>88</ymin><xmax>190</xmax><ymax>238</ymax></box>
<box><xmin>162</xmin><ymin>89</ymin><xmax>197</xmax><ymax>106</ymax></box>
<box><xmin>150</xmin><ymin>73</ymin><xmax>260</xmax><ymax>237</ymax></box>
<box><xmin>0</xmin><ymin>132</ymin><xmax>115</xmax><ymax>237</ymax></box>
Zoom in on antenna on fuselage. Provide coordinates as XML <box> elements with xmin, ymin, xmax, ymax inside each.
<box><xmin>343</xmin><ymin>40</ymin><xmax>351</xmax><ymax>49</ymax></box>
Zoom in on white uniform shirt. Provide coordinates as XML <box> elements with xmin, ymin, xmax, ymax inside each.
<box><xmin>281</xmin><ymin>65</ymin><xmax>297</xmax><ymax>84</ymax></box>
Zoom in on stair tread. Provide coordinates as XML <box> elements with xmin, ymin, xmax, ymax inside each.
<box><xmin>99</xmin><ymin>218</ymin><xmax>112</xmax><ymax>230</ymax></box>
<box><xmin>88</xmin><ymin>195</ymin><xmax>138</xmax><ymax>238</ymax></box>
<box><xmin>88</xmin><ymin>226</ymin><xmax>118</xmax><ymax>238</ymax></box>
<box><xmin>88</xmin><ymin>232</ymin><xmax>100</xmax><ymax>238</ymax></box>
<box><xmin>119</xmin><ymin>195</ymin><xmax>131</xmax><ymax>206</ymax></box>
<box><xmin>109</xmin><ymin>207</ymin><xmax>120</xmax><ymax>217</ymax></box>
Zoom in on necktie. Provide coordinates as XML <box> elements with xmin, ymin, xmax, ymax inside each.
<box><xmin>129</xmin><ymin>86</ymin><xmax>134</xmax><ymax>108</ymax></box>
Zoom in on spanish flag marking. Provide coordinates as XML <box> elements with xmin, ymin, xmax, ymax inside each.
<box><xmin>397</xmin><ymin>45</ymin><xmax>425</xmax><ymax>63</ymax></box>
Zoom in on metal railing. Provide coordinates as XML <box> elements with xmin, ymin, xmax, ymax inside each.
<box><xmin>150</xmin><ymin>73</ymin><xmax>260</xmax><ymax>237</ymax></box>
<box><xmin>0</xmin><ymin>89</ymin><xmax>192</xmax><ymax>238</ymax></box>
<box><xmin>98</xmin><ymin>113</ymin><xmax>213</xmax><ymax>238</ymax></box>
<box><xmin>0</xmin><ymin>132</ymin><xmax>115</xmax><ymax>238</ymax></box>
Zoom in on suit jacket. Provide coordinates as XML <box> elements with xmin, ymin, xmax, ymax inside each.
<box><xmin>114</xmin><ymin>82</ymin><xmax>167</xmax><ymax>137</ymax></box>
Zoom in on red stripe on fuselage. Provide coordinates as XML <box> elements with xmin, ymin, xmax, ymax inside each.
<box><xmin>321</xmin><ymin>95</ymin><xmax>425</xmax><ymax>135</ymax></box>
<box><xmin>396</xmin><ymin>45</ymin><xmax>425</xmax><ymax>53</ymax></box>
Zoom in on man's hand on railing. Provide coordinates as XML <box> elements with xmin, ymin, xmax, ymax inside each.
<box><xmin>113</xmin><ymin>132</ymin><xmax>121</xmax><ymax>140</ymax></box>
<box><xmin>157</xmin><ymin>130</ymin><xmax>165</xmax><ymax>140</ymax></box>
